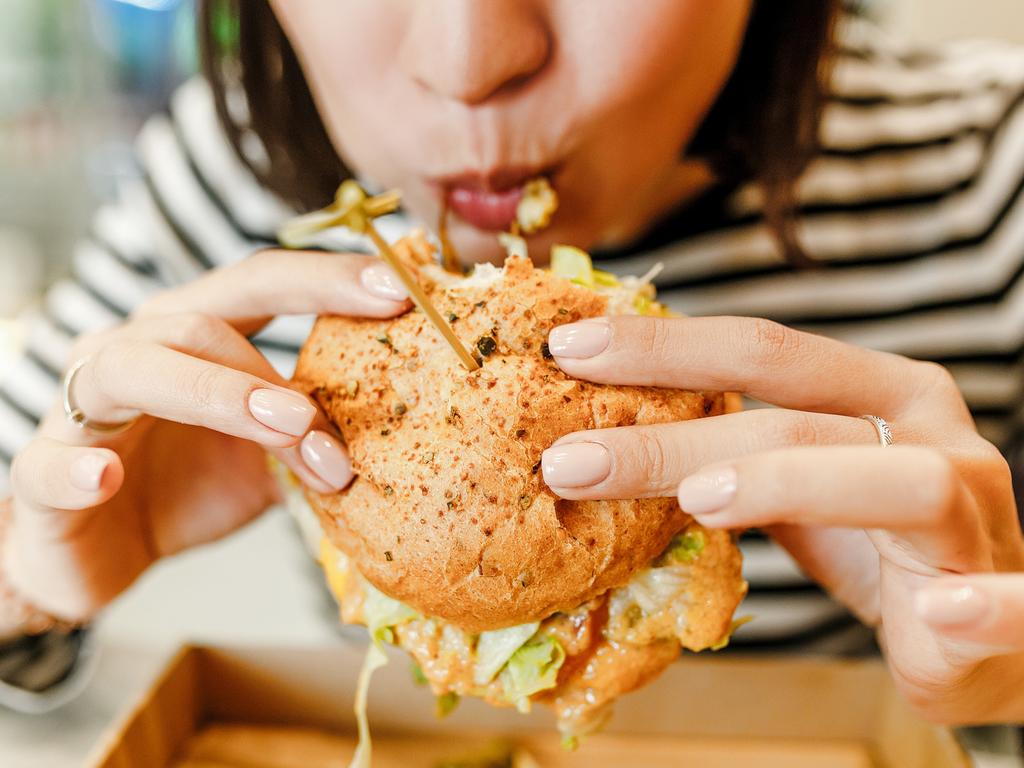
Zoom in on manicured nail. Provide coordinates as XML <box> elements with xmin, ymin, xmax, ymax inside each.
<box><xmin>360</xmin><ymin>262</ymin><xmax>409</xmax><ymax>301</ymax></box>
<box><xmin>542</xmin><ymin>442</ymin><xmax>611</xmax><ymax>488</ymax></box>
<box><xmin>677</xmin><ymin>467</ymin><xmax>737</xmax><ymax>516</ymax></box>
<box><xmin>548</xmin><ymin>319</ymin><xmax>611</xmax><ymax>359</ymax></box>
<box><xmin>915</xmin><ymin>585</ymin><xmax>992</xmax><ymax>628</ymax></box>
<box><xmin>248</xmin><ymin>389</ymin><xmax>316</xmax><ymax>436</ymax></box>
<box><xmin>300</xmin><ymin>430</ymin><xmax>353</xmax><ymax>490</ymax></box>
<box><xmin>70</xmin><ymin>453</ymin><xmax>109</xmax><ymax>492</ymax></box>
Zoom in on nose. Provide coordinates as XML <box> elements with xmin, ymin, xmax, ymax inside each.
<box><xmin>399</xmin><ymin>0</ymin><xmax>550</xmax><ymax>105</ymax></box>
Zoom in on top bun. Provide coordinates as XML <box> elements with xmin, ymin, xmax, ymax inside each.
<box><xmin>294</xmin><ymin>234</ymin><xmax>725</xmax><ymax>633</ymax></box>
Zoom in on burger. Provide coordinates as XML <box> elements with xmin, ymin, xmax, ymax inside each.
<box><xmin>284</xmin><ymin>232</ymin><xmax>747</xmax><ymax>749</ymax></box>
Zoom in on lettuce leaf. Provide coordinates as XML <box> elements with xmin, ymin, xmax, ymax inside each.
<box><xmin>664</xmin><ymin>530</ymin><xmax>705</xmax><ymax>564</ymax></box>
<box><xmin>499</xmin><ymin>634</ymin><xmax>566</xmax><ymax>712</ymax></box>
<box><xmin>348</xmin><ymin>640</ymin><xmax>388</xmax><ymax>768</ymax></box>
<box><xmin>473</xmin><ymin>622</ymin><xmax>540</xmax><ymax>686</ymax></box>
<box><xmin>362</xmin><ymin>581</ymin><xmax>418</xmax><ymax>642</ymax></box>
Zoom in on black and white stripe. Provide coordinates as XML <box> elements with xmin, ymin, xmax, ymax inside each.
<box><xmin>2</xmin><ymin>21</ymin><xmax>1024</xmax><ymax>693</ymax></box>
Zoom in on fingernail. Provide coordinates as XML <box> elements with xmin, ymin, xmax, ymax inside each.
<box><xmin>915</xmin><ymin>585</ymin><xmax>992</xmax><ymax>628</ymax></box>
<box><xmin>248</xmin><ymin>389</ymin><xmax>316</xmax><ymax>436</ymax></box>
<box><xmin>360</xmin><ymin>262</ymin><xmax>409</xmax><ymax>301</ymax></box>
<box><xmin>301</xmin><ymin>430</ymin><xmax>354</xmax><ymax>490</ymax></box>
<box><xmin>70</xmin><ymin>453</ymin><xmax>109</xmax><ymax>492</ymax></box>
<box><xmin>548</xmin><ymin>319</ymin><xmax>611</xmax><ymax>359</ymax></box>
<box><xmin>677</xmin><ymin>467</ymin><xmax>737</xmax><ymax>516</ymax></box>
<box><xmin>542</xmin><ymin>442</ymin><xmax>611</xmax><ymax>488</ymax></box>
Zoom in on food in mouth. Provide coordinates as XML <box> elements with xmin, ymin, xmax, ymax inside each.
<box><xmin>283</xmin><ymin>234</ymin><xmax>747</xmax><ymax>752</ymax></box>
<box><xmin>442</xmin><ymin>172</ymin><xmax>559</xmax><ymax>234</ymax></box>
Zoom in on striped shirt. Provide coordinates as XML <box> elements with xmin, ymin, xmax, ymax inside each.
<box><xmin>2</xmin><ymin>16</ymin><xmax>1024</xmax><ymax>701</ymax></box>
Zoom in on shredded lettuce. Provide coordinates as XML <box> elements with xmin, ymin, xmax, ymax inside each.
<box><xmin>347</xmin><ymin>583</ymin><xmax>419</xmax><ymax>767</ymax></box>
<box><xmin>499</xmin><ymin>634</ymin><xmax>566</xmax><ymax>712</ymax></box>
<box><xmin>363</xmin><ymin>581</ymin><xmax>418</xmax><ymax>641</ymax></box>
<box><xmin>664</xmin><ymin>530</ymin><xmax>706</xmax><ymax>564</ymax></box>
<box><xmin>473</xmin><ymin>622</ymin><xmax>540</xmax><ymax>686</ymax></box>
<box><xmin>625</xmin><ymin>565</ymin><xmax>689</xmax><ymax>615</ymax></box>
<box><xmin>348</xmin><ymin>640</ymin><xmax>388</xmax><ymax>768</ymax></box>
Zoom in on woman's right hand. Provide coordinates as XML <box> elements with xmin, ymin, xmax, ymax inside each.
<box><xmin>4</xmin><ymin>249</ymin><xmax>410</xmax><ymax>624</ymax></box>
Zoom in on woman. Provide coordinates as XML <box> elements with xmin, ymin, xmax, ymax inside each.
<box><xmin>1</xmin><ymin>0</ymin><xmax>1023</xmax><ymax>724</ymax></box>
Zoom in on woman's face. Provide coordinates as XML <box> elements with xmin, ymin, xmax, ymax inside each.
<box><xmin>271</xmin><ymin>0</ymin><xmax>751</xmax><ymax>265</ymax></box>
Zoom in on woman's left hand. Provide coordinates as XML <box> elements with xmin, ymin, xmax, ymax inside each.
<box><xmin>541</xmin><ymin>315</ymin><xmax>1024</xmax><ymax>724</ymax></box>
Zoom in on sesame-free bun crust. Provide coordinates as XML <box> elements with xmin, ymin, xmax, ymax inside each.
<box><xmin>295</xmin><ymin>235</ymin><xmax>726</xmax><ymax>633</ymax></box>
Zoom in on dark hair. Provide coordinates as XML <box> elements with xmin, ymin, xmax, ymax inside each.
<box><xmin>199</xmin><ymin>0</ymin><xmax>839</xmax><ymax>261</ymax></box>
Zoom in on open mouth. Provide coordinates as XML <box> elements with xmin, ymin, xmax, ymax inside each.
<box><xmin>432</xmin><ymin>166</ymin><xmax>560</xmax><ymax>231</ymax></box>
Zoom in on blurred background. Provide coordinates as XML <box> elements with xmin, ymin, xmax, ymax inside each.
<box><xmin>0</xmin><ymin>0</ymin><xmax>195</xmax><ymax>367</ymax></box>
<box><xmin>1</xmin><ymin>2</ymin><xmax>1024</xmax><ymax>766</ymax></box>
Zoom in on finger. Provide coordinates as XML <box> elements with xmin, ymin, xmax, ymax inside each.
<box><xmin>72</xmin><ymin>340</ymin><xmax>317</xmax><ymax>448</ymax></box>
<box><xmin>132</xmin><ymin>250</ymin><xmax>411</xmax><ymax>335</ymax></box>
<box><xmin>11</xmin><ymin>438</ymin><xmax>124</xmax><ymax>511</ymax></box>
<box><xmin>56</xmin><ymin>316</ymin><xmax>354</xmax><ymax>493</ymax></box>
<box><xmin>542</xmin><ymin>408</ymin><xmax>875</xmax><ymax>499</ymax></box>
<box><xmin>675</xmin><ymin>445</ymin><xmax>985</xmax><ymax>570</ymax></box>
<box><xmin>548</xmin><ymin>316</ymin><xmax>970</xmax><ymax>420</ymax></box>
<box><xmin>916</xmin><ymin>574</ymin><xmax>1024</xmax><ymax>653</ymax></box>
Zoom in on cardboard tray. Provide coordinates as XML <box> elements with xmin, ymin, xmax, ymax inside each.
<box><xmin>87</xmin><ymin>643</ymin><xmax>969</xmax><ymax>768</ymax></box>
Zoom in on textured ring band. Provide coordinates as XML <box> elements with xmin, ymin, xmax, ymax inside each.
<box><xmin>860</xmin><ymin>414</ymin><xmax>894</xmax><ymax>447</ymax></box>
<box><xmin>62</xmin><ymin>357</ymin><xmax>138</xmax><ymax>436</ymax></box>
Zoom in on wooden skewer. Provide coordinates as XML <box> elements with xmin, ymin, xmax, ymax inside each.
<box><xmin>278</xmin><ymin>181</ymin><xmax>480</xmax><ymax>372</ymax></box>
<box><xmin>363</xmin><ymin>225</ymin><xmax>480</xmax><ymax>371</ymax></box>
<box><xmin>437</xmin><ymin>199</ymin><xmax>462</xmax><ymax>274</ymax></box>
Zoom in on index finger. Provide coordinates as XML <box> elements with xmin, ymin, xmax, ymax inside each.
<box><xmin>548</xmin><ymin>315</ymin><xmax>969</xmax><ymax>420</ymax></box>
<box><xmin>133</xmin><ymin>249</ymin><xmax>411</xmax><ymax>335</ymax></box>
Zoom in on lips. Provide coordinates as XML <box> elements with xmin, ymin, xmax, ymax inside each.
<box><xmin>434</xmin><ymin>167</ymin><xmax>555</xmax><ymax>232</ymax></box>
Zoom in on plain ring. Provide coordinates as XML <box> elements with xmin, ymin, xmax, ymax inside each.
<box><xmin>62</xmin><ymin>357</ymin><xmax>138</xmax><ymax>436</ymax></box>
<box><xmin>860</xmin><ymin>414</ymin><xmax>894</xmax><ymax>447</ymax></box>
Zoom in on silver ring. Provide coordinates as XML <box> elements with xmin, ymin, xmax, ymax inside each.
<box><xmin>62</xmin><ymin>357</ymin><xmax>138</xmax><ymax>436</ymax></box>
<box><xmin>860</xmin><ymin>414</ymin><xmax>894</xmax><ymax>447</ymax></box>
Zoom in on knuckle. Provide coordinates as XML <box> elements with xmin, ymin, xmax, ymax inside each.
<box><xmin>775</xmin><ymin>411</ymin><xmax>826</xmax><ymax>448</ymax></box>
<box><xmin>915</xmin><ymin>449</ymin><xmax>962</xmax><ymax>526</ymax></box>
<box><xmin>10</xmin><ymin>439</ymin><xmax>52</xmax><ymax>495</ymax></box>
<box><xmin>132</xmin><ymin>291</ymin><xmax>174</xmax><ymax>319</ymax></box>
<box><xmin>633</xmin><ymin>430</ymin><xmax>671</xmax><ymax>486</ymax></box>
<box><xmin>9</xmin><ymin>448</ymin><xmax>29</xmax><ymax>491</ymax></box>
<box><xmin>748</xmin><ymin>318</ymin><xmax>801</xmax><ymax>369</ymax></box>
<box><xmin>634</xmin><ymin>318</ymin><xmax>676</xmax><ymax>361</ymax></box>
<box><xmin>68</xmin><ymin>329</ymin><xmax>111</xmax><ymax>362</ymax></box>
<box><xmin>87</xmin><ymin>340</ymin><xmax>130</xmax><ymax>394</ymax></box>
<box><xmin>179</xmin><ymin>363</ymin><xmax>231</xmax><ymax>412</ymax></box>
<box><xmin>914</xmin><ymin>360</ymin><xmax>960</xmax><ymax>399</ymax></box>
<box><xmin>169</xmin><ymin>312</ymin><xmax>225</xmax><ymax>351</ymax></box>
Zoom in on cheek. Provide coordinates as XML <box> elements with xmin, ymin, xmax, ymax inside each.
<box><xmin>270</xmin><ymin>0</ymin><xmax>415</xmax><ymax>178</ymax></box>
<box><xmin>554</xmin><ymin>0</ymin><xmax>749</xmax><ymax>126</ymax></box>
<box><xmin>547</xmin><ymin>0</ymin><xmax>750</xmax><ymax>238</ymax></box>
